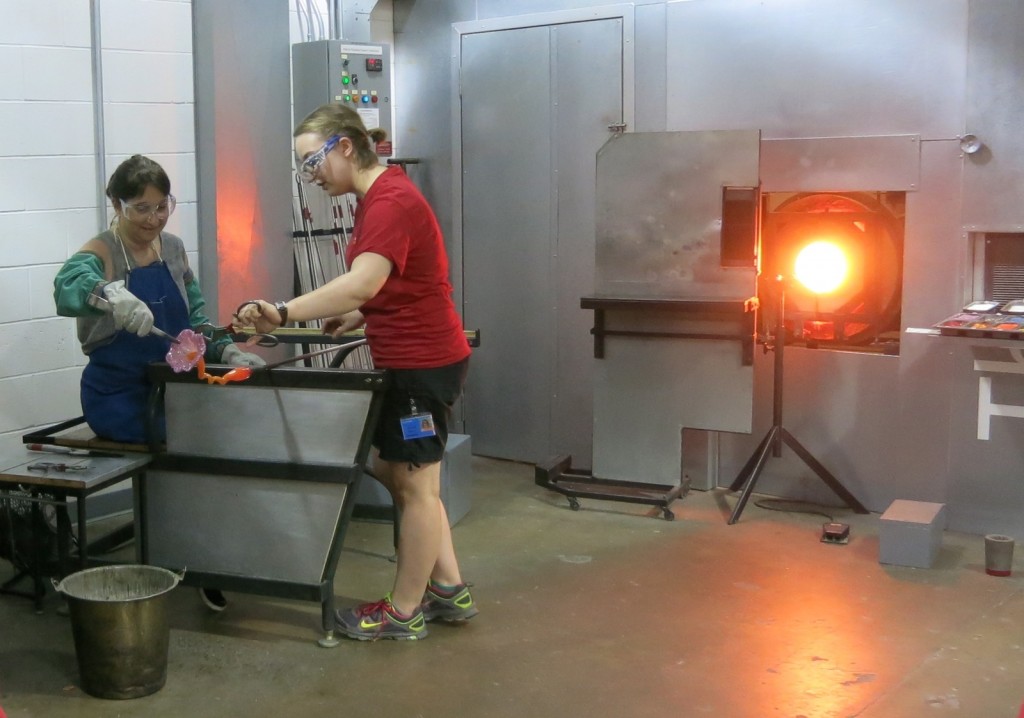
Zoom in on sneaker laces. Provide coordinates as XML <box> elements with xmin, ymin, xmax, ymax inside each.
<box><xmin>355</xmin><ymin>598</ymin><xmax>391</xmax><ymax>620</ymax></box>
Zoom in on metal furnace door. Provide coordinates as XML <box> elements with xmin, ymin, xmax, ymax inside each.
<box><xmin>461</xmin><ymin>18</ymin><xmax>623</xmax><ymax>464</ymax></box>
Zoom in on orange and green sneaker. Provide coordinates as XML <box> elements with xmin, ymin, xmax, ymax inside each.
<box><xmin>335</xmin><ymin>595</ymin><xmax>428</xmax><ymax>641</ymax></box>
<box><xmin>420</xmin><ymin>581</ymin><xmax>479</xmax><ymax>623</ymax></box>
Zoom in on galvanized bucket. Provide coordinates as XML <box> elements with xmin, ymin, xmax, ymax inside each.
<box><xmin>53</xmin><ymin>565</ymin><xmax>183</xmax><ymax>700</ymax></box>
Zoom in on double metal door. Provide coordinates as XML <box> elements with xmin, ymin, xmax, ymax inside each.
<box><xmin>460</xmin><ymin>18</ymin><xmax>624</xmax><ymax>465</ymax></box>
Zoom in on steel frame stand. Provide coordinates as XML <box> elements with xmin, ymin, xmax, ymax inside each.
<box><xmin>728</xmin><ymin>280</ymin><xmax>869</xmax><ymax>525</ymax></box>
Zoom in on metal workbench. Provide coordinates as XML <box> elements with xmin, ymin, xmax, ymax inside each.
<box><xmin>141</xmin><ymin>363</ymin><xmax>389</xmax><ymax>647</ymax></box>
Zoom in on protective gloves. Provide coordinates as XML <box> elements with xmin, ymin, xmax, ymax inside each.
<box><xmin>103</xmin><ymin>280</ymin><xmax>154</xmax><ymax>336</ymax></box>
<box><xmin>221</xmin><ymin>344</ymin><xmax>266</xmax><ymax>367</ymax></box>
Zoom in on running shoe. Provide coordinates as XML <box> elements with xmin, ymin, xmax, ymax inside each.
<box><xmin>335</xmin><ymin>595</ymin><xmax>428</xmax><ymax>641</ymax></box>
<box><xmin>420</xmin><ymin>582</ymin><xmax>479</xmax><ymax>623</ymax></box>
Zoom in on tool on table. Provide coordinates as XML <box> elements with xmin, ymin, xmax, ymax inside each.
<box><xmin>27</xmin><ymin>460</ymin><xmax>90</xmax><ymax>473</ymax></box>
<box><xmin>25</xmin><ymin>444</ymin><xmax>123</xmax><ymax>459</ymax></box>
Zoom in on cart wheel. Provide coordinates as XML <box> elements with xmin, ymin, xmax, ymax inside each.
<box><xmin>568</xmin><ymin>497</ymin><xmax>581</xmax><ymax>511</ymax></box>
<box><xmin>662</xmin><ymin>508</ymin><xmax>675</xmax><ymax>521</ymax></box>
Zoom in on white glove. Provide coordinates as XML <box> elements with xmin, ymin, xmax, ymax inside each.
<box><xmin>221</xmin><ymin>344</ymin><xmax>266</xmax><ymax>367</ymax></box>
<box><xmin>103</xmin><ymin>280</ymin><xmax>154</xmax><ymax>336</ymax></box>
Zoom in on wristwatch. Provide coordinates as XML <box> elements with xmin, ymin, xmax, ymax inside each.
<box><xmin>274</xmin><ymin>300</ymin><xmax>289</xmax><ymax>326</ymax></box>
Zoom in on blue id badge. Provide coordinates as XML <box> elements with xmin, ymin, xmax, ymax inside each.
<box><xmin>401</xmin><ymin>413</ymin><xmax>436</xmax><ymax>440</ymax></box>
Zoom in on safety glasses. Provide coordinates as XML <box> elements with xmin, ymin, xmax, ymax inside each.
<box><xmin>122</xmin><ymin>194</ymin><xmax>176</xmax><ymax>221</ymax></box>
<box><xmin>296</xmin><ymin>135</ymin><xmax>341</xmax><ymax>183</ymax></box>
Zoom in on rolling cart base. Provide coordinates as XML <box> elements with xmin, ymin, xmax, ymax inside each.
<box><xmin>535</xmin><ymin>455</ymin><xmax>689</xmax><ymax>521</ymax></box>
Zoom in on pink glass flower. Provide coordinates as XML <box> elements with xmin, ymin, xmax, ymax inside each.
<box><xmin>165</xmin><ymin>329</ymin><xmax>207</xmax><ymax>373</ymax></box>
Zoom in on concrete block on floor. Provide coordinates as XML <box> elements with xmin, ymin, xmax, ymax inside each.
<box><xmin>879</xmin><ymin>499</ymin><xmax>947</xmax><ymax>568</ymax></box>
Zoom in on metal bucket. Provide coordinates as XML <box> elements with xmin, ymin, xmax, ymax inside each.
<box><xmin>53</xmin><ymin>565</ymin><xmax>183</xmax><ymax>700</ymax></box>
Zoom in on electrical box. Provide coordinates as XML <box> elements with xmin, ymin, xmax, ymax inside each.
<box><xmin>292</xmin><ymin>40</ymin><xmax>393</xmax><ymax>155</ymax></box>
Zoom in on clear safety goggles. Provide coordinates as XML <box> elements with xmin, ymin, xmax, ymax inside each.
<box><xmin>122</xmin><ymin>194</ymin><xmax>176</xmax><ymax>221</ymax></box>
<box><xmin>296</xmin><ymin>135</ymin><xmax>341</xmax><ymax>183</ymax></box>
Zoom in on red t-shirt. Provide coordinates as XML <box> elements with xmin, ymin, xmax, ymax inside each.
<box><xmin>346</xmin><ymin>167</ymin><xmax>470</xmax><ymax>369</ymax></box>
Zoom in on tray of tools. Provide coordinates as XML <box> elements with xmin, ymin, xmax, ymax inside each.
<box><xmin>934</xmin><ymin>299</ymin><xmax>1024</xmax><ymax>340</ymax></box>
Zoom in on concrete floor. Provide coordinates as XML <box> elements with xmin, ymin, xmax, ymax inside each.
<box><xmin>1</xmin><ymin>455</ymin><xmax>1023</xmax><ymax>718</ymax></box>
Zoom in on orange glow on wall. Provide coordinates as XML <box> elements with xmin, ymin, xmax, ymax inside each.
<box><xmin>215</xmin><ymin>127</ymin><xmax>273</xmax><ymax>326</ymax></box>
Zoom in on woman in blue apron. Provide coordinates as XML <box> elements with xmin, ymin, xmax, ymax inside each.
<box><xmin>55</xmin><ymin>155</ymin><xmax>265</xmax><ymax>445</ymax></box>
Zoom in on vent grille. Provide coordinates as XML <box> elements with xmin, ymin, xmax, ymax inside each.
<box><xmin>990</xmin><ymin>265</ymin><xmax>1024</xmax><ymax>301</ymax></box>
<box><xmin>984</xmin><ymin>234</ymin><xmax>1024</xmax><ymax>301</ymax></box>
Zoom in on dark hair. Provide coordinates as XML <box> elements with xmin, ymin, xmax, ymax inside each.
<box><xmin>105</xmin><ymin>155</ymin><xmax>171</xmax><ymax>203</ymax></box>
<box><xmin>294</xmin><ymin>103</ymin><xmax>387</xmax><ymax>170</ymax></box>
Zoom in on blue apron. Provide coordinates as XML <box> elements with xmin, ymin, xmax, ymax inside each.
<box><xmin>81</xmin><ymin>261</ymin><xmax>191</xmax><ymax>443</ymax></box>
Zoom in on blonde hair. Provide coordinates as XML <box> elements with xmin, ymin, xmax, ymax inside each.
<box><xmin>294</xmin><ymin>103</ymin><xmax>387</xmax><ymax>170</ymax></box>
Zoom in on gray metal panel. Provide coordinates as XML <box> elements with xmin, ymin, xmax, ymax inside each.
<box><xmin>593</xmin><ymin>331</ymin><xmax>754</xmax><ymax>483</ymax></box>
<box><xmin>192</xmin><ymin>0</ymin><xmax>293</xmax><ymax>325</ymax></box>
<box><xmin>145</xmin><ymin>470</ymin><xmax>346</xmax><ymax>583</ymax></box>
<box><xmin>665</xmin><ymin>0</ymin><xmax>968</xmax><ymax>140</ymax></box>
<box><xmin>946</xmin><ymin>343</ymin><xmax>1024</xmax><ymax>537</ymax></box>
<box><xmin>962</xmin><ymin>0</ymin><xmax>1024</xmax><ymax>230</ymax></box>
<box><xmin>291</xmin><ymin>41</ymin><xmax>330</xmax><ymax>127</ymax></box>
<box><xmin>761</xmin><ymin>136</ymin><xmax>921</xmax><ymax>193</ymax></box>
<box><xmin>164</xmin><ymin>383</ymin><xmax>371</xmax><ymax>464</ymax></box>
<box><xmin>634</xmin><ymin>3</ymin><xmax>667</xmax><ymax>133</ymax></box>
<box><xmin>460</xmin><ymin>18</ymin><xmax>625</xmax><ymax>464</ymax></box>
<box><xmin>594</xmin><ymin>131</ymin><xmax>759</xmax><ymax>299</ymax></box>
<box><xmin>550</xmin><ymin>19</ymin><xmax>623</xmax><ymax>468</ymax></box>
<box><xmin>461</xmin><ymin>26</ymin><xmax>553</xmax><ymax>461</ymax></box>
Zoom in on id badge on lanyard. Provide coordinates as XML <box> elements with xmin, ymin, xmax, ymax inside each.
<box><xmin>400</xmin><ymin>397</ymin><xmax>436</xmax><ymax>440</ymax></box>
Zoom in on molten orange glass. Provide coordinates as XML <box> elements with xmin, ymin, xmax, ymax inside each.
<box><xmin>195</xmin><ymin>358</ymin><xmax>252</xmax><ymax>385</ymax></box>
<box><xmin>794</xmin><ymin>240</ymin><xmax>848</xmax><ymax>294</ymax></box>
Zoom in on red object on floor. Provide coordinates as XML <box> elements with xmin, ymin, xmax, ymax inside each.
<box><xmin>1019</xmin><ymin>701</ymin><xmax>1024</xmax><ymax>718</ymax></box>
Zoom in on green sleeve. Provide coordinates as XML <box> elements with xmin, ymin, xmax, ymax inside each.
<box><xmin>186</xmin><ymin>276</ymin><xmax>231</xmax><ymax>361</ymax></box>
<box><xmin>53</xmin><ymin>252</ymin><xmax>107</xmax><ymax>317</ymax></box>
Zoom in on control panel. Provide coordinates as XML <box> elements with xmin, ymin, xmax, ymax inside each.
<box><xmin>292</xmin><ymin>40</ymin><xmax>393</xmax><ymax>156</ymax></box>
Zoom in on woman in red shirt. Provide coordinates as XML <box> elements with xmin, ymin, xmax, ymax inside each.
<box><xmin>238</xmin><ymin>104</ymin><xmax>474</xmax><ymax>640</ymax></box>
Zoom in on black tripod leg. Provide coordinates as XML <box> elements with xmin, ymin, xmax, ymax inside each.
<box><xmin>729</xmin><ymin>429</ymin><xmax>775</xmax><ymax>491</ymax></box>
<box><xmin>728</xmin><ymin>426</ymin><xmax>780</xmax><ymax>525</ymax></box>
<box><xmin>780</xmin><ymin>429</ymin><xmax>869</xmax><ymax>513</ymax></box>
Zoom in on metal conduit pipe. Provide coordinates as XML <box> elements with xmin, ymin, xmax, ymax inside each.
<box><xmin>329</xmin><ymin>0</ymin><xmax>340</xmax><ymax>40</ymax></box>
<box><xmin>89</xmin><ymin>0</ymin><xmax>107</xmax><ymax>232</ymax></box>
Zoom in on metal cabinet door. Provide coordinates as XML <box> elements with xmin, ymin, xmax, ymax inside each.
<box><xmin>461</xmin><ymin>18</ymin><xmax>623</xmax><ymax>465</ymax></box>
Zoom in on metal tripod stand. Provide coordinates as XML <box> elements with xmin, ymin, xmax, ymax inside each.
<box><xmin>727</xmin><ymin>278</ymin><xmax>869</xmax><ymax>524</ymax></box>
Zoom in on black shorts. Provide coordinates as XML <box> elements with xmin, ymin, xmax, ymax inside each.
<box><xmin>373</xmin><ymin>357</ymin><xmax>469</xmax><ymax>465</ymax></box>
